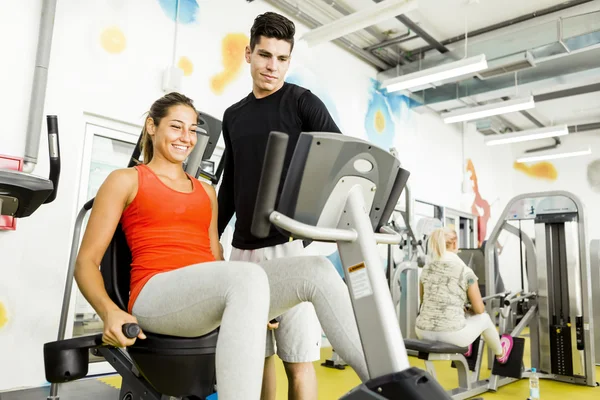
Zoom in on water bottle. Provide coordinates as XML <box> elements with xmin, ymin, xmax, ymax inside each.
<box><xmin>529</xmin><ymin>367</ymin><xmax>540</xmax><ymax>400</ymax></box>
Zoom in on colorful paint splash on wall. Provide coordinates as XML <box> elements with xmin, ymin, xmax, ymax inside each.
<box><xmin>157</xmin><ymin>0</ymin><xmax>199</xmax><ymax>24</ymax></box>
<box><xmin>210</xmin><ymin>33</ymin><xmax>249</xmax><ymax>95</ymax></box>
<box><xmin>466</xmin><ymin>159</ymin><xmax>491</xmax><ymax>247</ymax></box>
<box><xmin>178</xmin><ymin>56</ymin><xmax>194</xmax><ymax>76</ymax></box>
<box><xmin>364</xmin><ymin>78</ymin><xmax>419</xmax><ymax>151</ymax></box>
<box><xmin>513</xmin><ymin>161</ymin><xmax>558</xmax><ymax>181</ymax></box>
<box><xmin>0</xmin><ymin>301</ymin><xmax>8</xmax><ymax>330</ymax></box>
<box><xmin>100</xmin><ymin>26</ymin><xmax>126</xmax><ymax>54</ymax></box>
<box><xmin>286</xmin><ymin>68</ymin><xmax>340</xmax><ymax>127</ymax></box>
<box><xmin>587</xmin><ymin>159</ymin><xmax>600</xmax><ymax>193</ymax></box>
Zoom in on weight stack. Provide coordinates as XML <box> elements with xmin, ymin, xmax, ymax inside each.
<box><xmin>550</xmin><ymin>323</ymin><xmax>574</xmax><ymax>376</ymax></box>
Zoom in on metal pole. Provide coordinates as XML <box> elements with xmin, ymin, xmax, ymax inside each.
<box><xmin>24</xmin><ymin>0</ymin><xmax>58</xmax><ymax>173</ymax></box>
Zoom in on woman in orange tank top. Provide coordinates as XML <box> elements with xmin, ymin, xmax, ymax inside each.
<box><xmin>73</xmin><ymin>93</ymin><xmax>368</xmax><ymax>400</ymax></box>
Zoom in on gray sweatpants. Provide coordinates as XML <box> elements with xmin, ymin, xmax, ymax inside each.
<box><xmin>131</xmin><ymin>255</ymin><xmax>368</xmax><ymax>400</ymax></box>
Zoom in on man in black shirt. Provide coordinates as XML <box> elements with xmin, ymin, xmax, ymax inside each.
<box><xmin>217</xmin><ymin>11</ymin><xmax>340</xmax><ymax>400</ymax></box>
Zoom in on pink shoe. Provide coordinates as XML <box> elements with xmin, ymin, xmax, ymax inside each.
<box><xmin>464</xmin><ymin>343</ymin><xmax>473</xmax><ymax>358</ymax></box>
<box><xmin>496</xmin><ymin>334</ymin><xmax>514</xmax><ymax>364</ymax></box>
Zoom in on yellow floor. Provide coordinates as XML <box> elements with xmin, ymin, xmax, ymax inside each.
<box><xmin>99</xmin><ymin>344</ymin><xmax>600</xmax><ymax>399</ymax></box>
<box><xmin>274</xmin><ymin>347</ymin><xmax>599</xmax><ymax>399</ymax></box>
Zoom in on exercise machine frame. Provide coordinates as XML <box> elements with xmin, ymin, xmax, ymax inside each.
<box><xmin>485</xmin><ymin>191</ymin><xmax>597</xmax><ymax>387</ymax></box>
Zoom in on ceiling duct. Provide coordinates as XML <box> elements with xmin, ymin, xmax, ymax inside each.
<box><xmin>377</xmin><ymin>10</ymin><xmax>600</xmax><ymax>99</ymax></box>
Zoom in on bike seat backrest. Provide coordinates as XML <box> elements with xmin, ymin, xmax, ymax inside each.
<box><xmin>100</xmin><ymin>224</ymin><xmax>132</xmax><ymax>311</ymax></box>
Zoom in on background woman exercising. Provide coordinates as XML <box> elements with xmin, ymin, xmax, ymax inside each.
<box><xmin>72</xmin><ymin>92</ymin><xmax>368</xmax><ymax>400</ymax></box>
<box><xmin>415</xmin><ymin>227</ymin><xmax>514</xmax><ymax>363</ymax></box>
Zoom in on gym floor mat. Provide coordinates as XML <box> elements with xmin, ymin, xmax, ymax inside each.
<box><xmin>0</xmin><ymin>379</ymin><xmax>118</xmax><ymax>400</ymax></box>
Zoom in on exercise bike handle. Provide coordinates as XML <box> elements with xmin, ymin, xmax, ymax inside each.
<box><xmin>45</xmin><ymin>115</ymin><xmax>61</xmax><ymax>204</ymax></box>
<box><xmin>251</xmin><ymin>131</ymin><xmax>289</xmax><ymax>239</ymax></box>
<box><xmin>122</xmin><ymin>323</ymin><xmax>141</xmax><ymax>339</ymax></box>
<box><xmin>503</xmin><ymin>291</ymin><xmax>536</xmax><ymax>307</ymax></box>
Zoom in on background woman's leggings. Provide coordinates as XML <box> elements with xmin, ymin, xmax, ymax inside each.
<box><xmin>415</xmin><ymin>313</ymin><xmax>503</xmax><ymax>355</ymax></box>
<box><xmin>131</xmin><ymin>255</ymin><xmax>369</xmax><ymax>400</ymax></box>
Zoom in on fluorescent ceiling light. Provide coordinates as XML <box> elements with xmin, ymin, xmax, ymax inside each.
<box><xmin>516</xmin><ymin>145</ymin><xmax>591</xmax><ymax>163</ymax></box>
<box><xmin>380</xmin><ymin>54</ymin><xmax>488</xmax><ymax>93</ymax></box>
<box><xmin>443</xmin><ymin>96</ymin><xmax>535</xmax><ymax>124</ymax></box>
<box><xmin>485</xmin><ymin>125</ymin><xmax>569</xmax><ymax>146</ymax></box>
<box><xmin>300</xmin><ymin>0</ymin><xmax>419</xmax><ymax>48</ymax></box>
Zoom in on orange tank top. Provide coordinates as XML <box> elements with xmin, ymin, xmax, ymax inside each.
<box><xmin>121</xmin><ymin>164</ymin><xmax>216</xmax><ymax>312</ymax></box>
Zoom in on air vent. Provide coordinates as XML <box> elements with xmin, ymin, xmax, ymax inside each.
<box><xmin>476</xmin><ymin>119</ymin><xmax>505</xmax><ymax>136</ymax></box>
<box><xmin>475</xmin><ymin>51</ymin><xmax>536</xmax><ymax>80</ymax></box>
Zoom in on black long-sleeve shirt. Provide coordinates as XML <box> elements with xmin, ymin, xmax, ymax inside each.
<box><xmin>217</xmin><ymin>82</ymin><xmax>341</xmax><ymax>250</ymax></box>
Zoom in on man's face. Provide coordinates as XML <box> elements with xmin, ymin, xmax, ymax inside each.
<box><xmin>245</xmin><ymin>35</ymin><xmax>291</xmax><ymax>97</ymax></box>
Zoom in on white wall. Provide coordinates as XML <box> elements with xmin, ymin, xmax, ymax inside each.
<box><xmin>0</xmin><ymin>0</ymin><xmax>491</xmax><ymax>392</ymax></box>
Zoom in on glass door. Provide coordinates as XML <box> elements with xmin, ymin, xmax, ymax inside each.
<box><xmin>70</xmin><ymin>121</ymin><xmax>139</xmax><ymax>373</ymax></box>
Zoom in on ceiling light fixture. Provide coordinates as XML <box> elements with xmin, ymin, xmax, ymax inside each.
<box><xmin>380</xmin><ymin>54</ymin><xmax>488</xmax><ymax>93</ymax></box>
<box><xmin>516</xmin><ymin>145</ymin><xmax>592</xmax><ymax>163</ymax></box>
<box><xmin>442</xmin><ymin>96</ymin><xmax>535</xmax><ymax>124</ymax></box>
<box><xmin>299</xmin><ymin>0</ymin><xmax>419</xmax><ymax>48</ymax></box>
<box><xmin>485</xmin><ymin>125</ymin><xmax>569</xmax><ymax>146</ymax></box>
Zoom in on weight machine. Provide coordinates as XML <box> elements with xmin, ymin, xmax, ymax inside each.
<box><xmin>483</xmin><ymin>191</ymin><xmax>599</xmax><ymax>387</ymax></box>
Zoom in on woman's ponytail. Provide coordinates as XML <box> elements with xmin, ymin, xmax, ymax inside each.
<box><xmin>140</xmin><ymin>122</ymin><xmax>154</xmax><ymax>164</ymax></box>
<box><xmin>429</xmin><ymin>228</ymin><xmax>447</xmax><ymax>260</ymax></box>
<box><xmin>428</xmin><ymin>227</ymin><xmax>458</xmax><ymax>260</ymax></box>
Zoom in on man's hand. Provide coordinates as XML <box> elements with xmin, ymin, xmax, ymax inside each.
<box><xmin>267</xmin><ymin>319</ymin><xmax>279</xmax><ymax>330</ymax></box>
<box><xmin>218</xmin><ymin>242</ymin><xmax>224</xmax><ymax>260</ymax></box>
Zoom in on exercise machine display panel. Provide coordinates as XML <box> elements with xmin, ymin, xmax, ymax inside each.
<box><xmin>277</xmin><ymin>132</ymin><xmax>408</xmax><ymax>234</ymax></box>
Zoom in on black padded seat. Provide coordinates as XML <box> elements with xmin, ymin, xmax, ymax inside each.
<box><xmin>404</xmin><ymin>338</ymin><xmax>469</xmax><ymax>355</ymax></box>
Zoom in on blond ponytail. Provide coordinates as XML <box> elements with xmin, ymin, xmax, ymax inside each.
<box><xmin>428</xmin><ymin>227</ymin><xmax>458</xmax><ymax>260</ymax></box>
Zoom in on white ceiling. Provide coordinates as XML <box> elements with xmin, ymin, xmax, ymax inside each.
<box><xmin>331</xmin><ymin>0</ymin><xmax>589</xmax><ymax>51</ymax></box>
<box><xmin>504</xmin><ymin>91</ymin><xmax>600</xmax><ymax>130</ymax></box>
<box><xmin>399</xmin><ymin>0</ymin><xmax>571</xmax><ymax>49</ymax></box>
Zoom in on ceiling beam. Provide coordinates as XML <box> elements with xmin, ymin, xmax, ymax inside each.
<box><xmin>316</xmin><ymin>0</ymin><xmax>407</xmax><ymax>64</ymax></box>
<box><xmin>318</xmin><ymin>0</ymin><xmax>389</xmax><ymax>43</ymax></box>
<box><xmin>394</xmin><ymin>14</ymin><xmax>449</xmax><ymax>54</ymax></box>
<box><xmin>371</xmin><ymin>0</ymin><xmax>449</xmax><ymax>54</ymax></box>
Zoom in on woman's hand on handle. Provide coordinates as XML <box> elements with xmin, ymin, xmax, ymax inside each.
<box><xmin>102</xmin><ymin>308</ymin><xmax>146</xmax><ymax>348</ymax></box>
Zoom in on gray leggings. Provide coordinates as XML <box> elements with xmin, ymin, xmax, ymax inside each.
<box><xmin>131</xmin><ymin>255</ymin><xmax>368</xmax><ymax>400</ymax></box>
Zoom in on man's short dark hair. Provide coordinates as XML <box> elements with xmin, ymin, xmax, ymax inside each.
<box><xmin>250</xmin><ymin>12</ymin><xmax>295</xmax><ymax>52</ymax></box>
